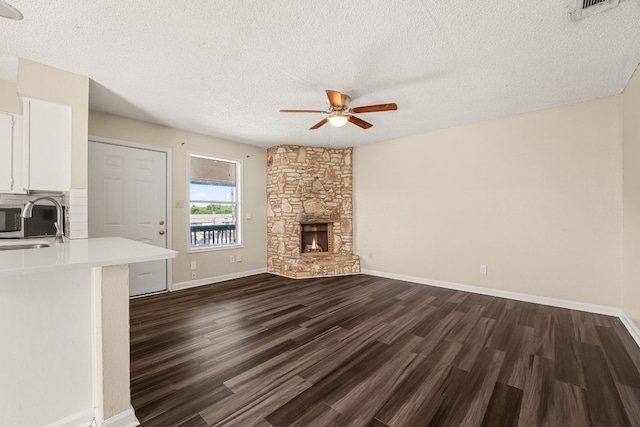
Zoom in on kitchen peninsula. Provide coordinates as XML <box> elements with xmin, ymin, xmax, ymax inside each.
<box><xmin>0</xmin><ymin>237</ymin><xmax>178</xmax><ymax>427</ymax></box>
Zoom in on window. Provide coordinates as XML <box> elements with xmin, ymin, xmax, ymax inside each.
<box><xmin>188</xmin><ymin>153</ymin><xmax>241</xmax><ymax>251</ymax></box>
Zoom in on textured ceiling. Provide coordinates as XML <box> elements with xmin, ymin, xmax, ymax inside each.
<box><xmin>1</xmin><ymin>1</ymin><xmax>639</xmax><ymax>148</ymax></box>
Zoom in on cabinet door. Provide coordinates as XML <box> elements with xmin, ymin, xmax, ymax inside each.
<box><xmin>24</xmin><ymin>98</ymin><xmax>71</xmax><ymax>192</ymax></box>
<box><xmin>0</xmin><ymin>113</ymin><xmax>13</xmax><ymax>192</ymax></box>
<box><xmin>12</xmin><ymin>115</ymin><xmax>26</xmax><ymax>193</ymax></box>
<box><xmin>0</xmin><ymin>112</ymin><xmax>24</xmax><ymax>194</ymax></box>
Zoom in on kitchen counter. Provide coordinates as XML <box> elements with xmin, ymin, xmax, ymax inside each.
<box><xmin>0</xmin><ymin>236</ymin><xmax>178</xmax><ymax>426</ymax></box>
<box><xmin>0</xmin><ymin>236</ymin><xmax>178</xmax><ymax>278</ymax></box>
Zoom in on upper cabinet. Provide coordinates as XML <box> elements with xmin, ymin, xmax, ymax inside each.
<box><xmin>0</xmin><ymin>111</ymin><xmax>25</xmax><ymax>194</ymax></box>
<box><xmin>0</xmin><ymin>98</ymin><xmax>71</xmax><ymax>194</ymax></box>
<box><xmin>0</xmin><ymin>113</ymin><xmax>14</xmax><ymax>192</ymax></box>
<box><xmin>23</xmin><ymin>98</ymin><xmax>72</xmax><ymax>192</ymax></box>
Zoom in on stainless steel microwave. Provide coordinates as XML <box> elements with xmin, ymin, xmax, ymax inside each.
<box><xmin>0</xmin><ymin>204</ymin><xmax>62</xmax><ymax>238</ymax></box>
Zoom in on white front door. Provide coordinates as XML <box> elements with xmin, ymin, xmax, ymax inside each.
<box><xmin>89</xmin><ymin>141</ymin><xmax>169</xmax><ymax>296</ymax></box>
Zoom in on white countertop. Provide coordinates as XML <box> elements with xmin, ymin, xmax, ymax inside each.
<box><xmin>0</xmin><ymin>237</ymin><xmax>178</xmax><ymax>278</ymax></box>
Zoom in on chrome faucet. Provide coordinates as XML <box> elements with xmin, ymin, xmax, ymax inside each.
<box><xmin>21</xmin><ymin>196</ymin><xmax>65</xmax><ymax>243</ymax></box>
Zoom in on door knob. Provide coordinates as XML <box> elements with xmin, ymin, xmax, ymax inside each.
<box><xmin>159</xmin><ymin>220</ymin><xmax>165</xmax><ymax>225</ymax></box>
<box><xmin>159</xmin><ymin>230</ymin><xmax>165</xmax><ymax>235</ymax></box>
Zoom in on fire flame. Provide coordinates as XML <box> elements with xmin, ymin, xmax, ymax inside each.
<box><xmin>311</xmin><ymin>238</ymin><xmax>318</xmax><ymax>249</ymax></box>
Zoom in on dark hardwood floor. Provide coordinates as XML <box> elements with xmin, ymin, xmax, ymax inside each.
<box><xmin>129</xmin><ymin>273</ymin><xmax>640</xmax><ymax>426</ymax></box>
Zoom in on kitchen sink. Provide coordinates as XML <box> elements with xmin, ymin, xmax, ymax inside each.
<box><xmin>0</xmin><ymin>241</ymin><xmax>51</xmax><ymax>251</ymax></box>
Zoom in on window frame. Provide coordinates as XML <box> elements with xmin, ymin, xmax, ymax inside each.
<box><xmin>186</xmin><ymin>152</ymin><xmax>243</xmax><ymax>253</ymax></box>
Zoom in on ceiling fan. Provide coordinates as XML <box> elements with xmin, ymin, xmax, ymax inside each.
<box><xmin>280</xmin><ymin>90</ymin><xmax>398</xmax><ymax>130</ymax></box>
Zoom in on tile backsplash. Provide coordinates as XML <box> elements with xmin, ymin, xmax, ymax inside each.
<box><xmin>66</xmin><ymin>189</ymin><xmax>88</xmax><ymax>239</ymax></box>
<box><xmin>0</xmin><ymin>190</ymin><xmax>88</xmax><ymax>239</ymax></box>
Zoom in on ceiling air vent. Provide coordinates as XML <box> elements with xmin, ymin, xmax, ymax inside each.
<box><xmin>570</xmin><ymin>0</ymin><xmax>620</xmax><ymax>21</ymax></box>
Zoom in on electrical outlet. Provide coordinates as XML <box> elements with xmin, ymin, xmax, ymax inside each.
<box><xmin>236</xmin><ymin>255</ymin><xmax>242</xmax><ymax>263</ymax></box>
<box><xmin>229</xmin><ymin>255</ymin><xmax>235</xmax><ymax>263</ymax></box>
<box><xmin>191</xmin><ymin>271</ymin><xmax>197</xmax><ymax>279</ymax></box>
<box><xmin>480</xmin><ymin>264</ymin><xmax>488</xmax><ymax>274</ymax></box>
<box><xmin>190</xmin><ymin>261</ymin><xmax>197</xmax><ymax>270</ymax></box>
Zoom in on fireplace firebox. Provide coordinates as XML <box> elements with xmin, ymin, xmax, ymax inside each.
<box><xmin>300</xmin><ymin>222</ymin><xmax>333</xmax><ymax>255</ymax></box>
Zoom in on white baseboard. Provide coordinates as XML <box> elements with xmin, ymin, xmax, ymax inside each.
<box><xmin>362</xmin><ymin>269</ymin><xmax>621</xmax><ymax>316</ymax></box>
<box><xmin>170</xmin><ymin>268</ymin><xmax>267</xmax><ymax>292</ymax></box>
<box><xmin>46</xmin><ymin>408</ymin><xmax>94</xmax><ymax>427</ymax></box>
<box><xmin>361</xmin><ymin>269</ymin><xmax>639</xmax><ymax>348</ymax></box>
<box><xmin>620</xmin><ymin>311</ymin><xmax>640</xmax><ymax>349</ymax></box>
<box><xmin>101</xmin><ymin>406</ymin><xmax>139</xmax><ymax>427</ymax></box>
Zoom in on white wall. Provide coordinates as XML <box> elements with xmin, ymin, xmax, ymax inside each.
<box><xmin>623</xmin><ymin>66</ymin><xmax>640</xmax><ymax>328</ymax></box>
<box><xmin>88</xmin><ymin>111</ymin><xmax>267</xmax><ymax>285</ymax></box>
<box><xmin>0</xmin><ymin>269</ymin><xmax>94</xmax><ymax>427</ymax></box>
<box><xmin>354</xmin><ymin>96</ymin><xmax>623</xmax><ymax>306</ymax></box>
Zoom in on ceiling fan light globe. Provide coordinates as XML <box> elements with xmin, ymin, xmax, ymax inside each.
<box><xmin>328</xmin><ymin>114</ymin><xmax>348</xmax><ymax>127</ymax></box>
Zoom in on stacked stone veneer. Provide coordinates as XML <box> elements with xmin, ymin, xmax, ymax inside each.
<box><xmin>267</xmin><ymin>145</ymin><xmax>361</xmax><ymax>278</ymax></box>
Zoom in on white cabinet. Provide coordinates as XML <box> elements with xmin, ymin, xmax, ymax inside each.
<box><xmin>23</xmin><ymin>98</ymin><xmax>71</xmax><ymax>192</ymax></box>
<box><xmin>0</xmin><ymin>98</ymin><xmax>71</xmax><ymax>194</ymax></box>
<box><xmin>0</xmin><ymin>113</ymin><xmax>13</xmax><ymax>192</ymax></box>
<box><xmin>0</xmin><ymin>112</ymin><xmax>26</xmax><ymax>194</ymax></box>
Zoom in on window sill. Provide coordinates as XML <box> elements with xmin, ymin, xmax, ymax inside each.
<box><xmin>187</xmin><ymin>243</ymin><xmax>243</xmax><ymax>254</ymax></box>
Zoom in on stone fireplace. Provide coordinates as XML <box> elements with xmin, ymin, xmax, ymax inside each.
<box><xmin>266</xmin><ymin>145</ymin><xmax>361</xmax><ymax>278</ymax></box>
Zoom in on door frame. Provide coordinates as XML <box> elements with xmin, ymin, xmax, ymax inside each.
<box><xmin>88</xmin><ymin>135</ymin><xmax>173</xmax><ymax>294</ymax></box>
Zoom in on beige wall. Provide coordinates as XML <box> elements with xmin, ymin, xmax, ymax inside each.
<box><xmin>16</xmin><ymin>59</ymin><xmax>89</xmax><ymax>189</ymax></box>
<box><xmin>354</xmin><ymin>96</ymin><xmax>623</xmax><ymax>306</ymax></box>
<box><xmin>88</xmin><ymin>111</ymin><xmax>267</xmax><ymax>284</ymax></box>
<box><xmin>623</xmin><ymin>66</ymin><xmax>640</xmax><ymax>328</ymax></box>
<box><xmin>99</xmin><ymin>264</ymin><xmax>131</xmax><ymax>419</ymax></box>
<box><xmin>0</xmin><ymin>78</ymin><xmax>21</xmax><ymax>113</ymax></box>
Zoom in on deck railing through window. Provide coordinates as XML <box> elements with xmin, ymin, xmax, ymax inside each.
<box><xmin>190</xmin><ymin>224</ymin><xmax>236</xmax><ymax>246</ymax></box>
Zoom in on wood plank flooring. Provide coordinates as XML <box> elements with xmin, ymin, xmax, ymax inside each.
<box><xmin>129</xmin><ymin>273</ymin><xmax>640</xmax><ymax>426</ymax></box>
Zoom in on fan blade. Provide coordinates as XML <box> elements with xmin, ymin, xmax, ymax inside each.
<box><xmin>326</xmin><ymin>90</ymin><xmax>343</xmax><ymax>108</ymax></box>
<box><xmin>352</xmin><ymin>103</ymin><xmax>398</xmax><ymax>113</ymax></box>
<box><xmin>348</xmin><ymin>116</ymin><xmax>373</xmax><ymax>129</ymax></box>
<box><xmin>280</xmin><ymin>109</ymin><xmax>326</xmax><ymax>113</ymax></box>
<box><xmin>310</xmin><ymin>118</ymin><xmax>329</xmax><ymax>130</ymax></box>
